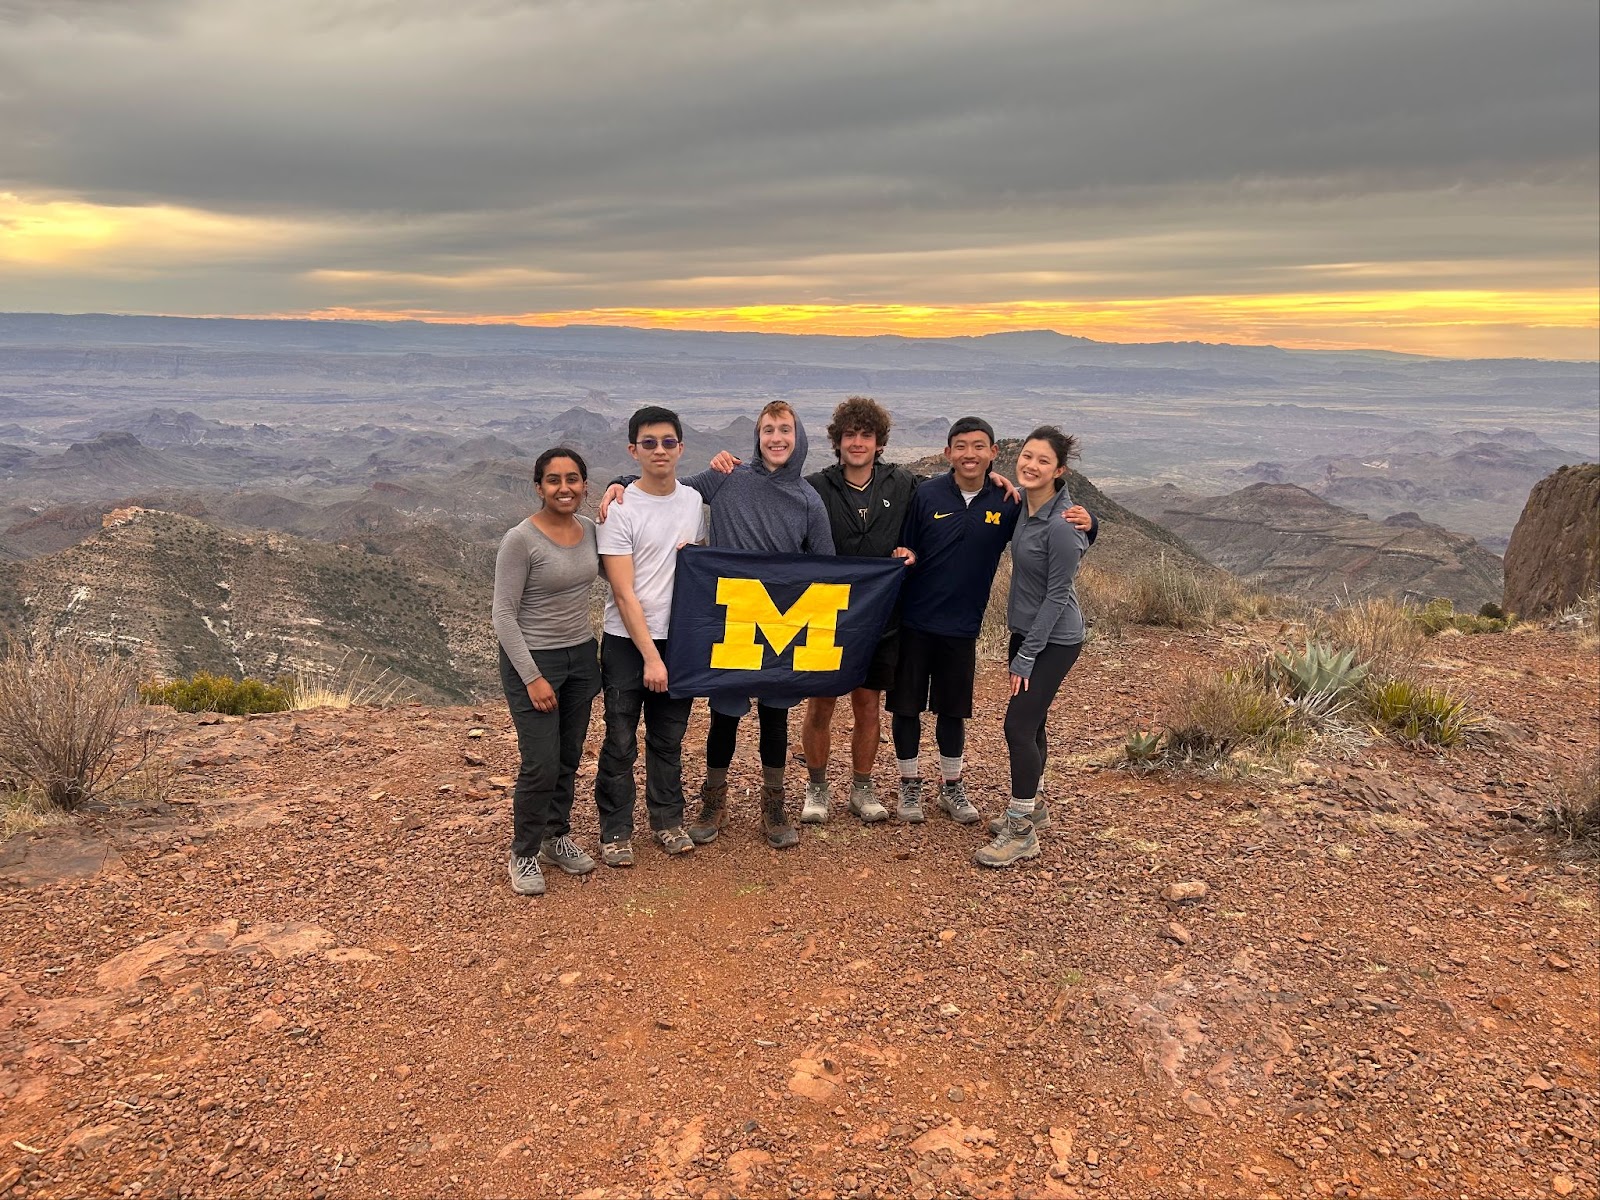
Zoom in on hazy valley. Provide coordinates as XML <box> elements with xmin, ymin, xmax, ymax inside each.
<box><xmin>0</xmin><ymin>313</ymin><xmax>1594</xmax><ymax>697</ymax></box>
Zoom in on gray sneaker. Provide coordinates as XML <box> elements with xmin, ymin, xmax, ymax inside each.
<box><xmin>800</xmin><ymin>781</ymin><xmax>830</xmax><ymax>824</ymax></box>
<box><xmin>599</xmin><ymin>840</ymin><xmax>634</xmax><ymax>868</ymax></box>
<box><xmin>974</xmin><ymin>814</ymin><xmax>1041</xmax><ymax>868</ymax></box>
<box><xmin>897</xmin><ymin>778</ymin><xmax>926</xmax><ymax>824</ymax></box>
<box><xmin>508</xmin><ymin>853</ymin><xmax>546</xmax><ymax>896</ymax></box>
<box><xmin>848</xmin><ymin>779</ymin><xmax>889</xmax><ymax>823</ymax></box>
<box><xmin>938</xmin><ymin>779</ymin><xmax>981</xmax><ymax>824</ymax></box>
<box><xmin>653</xmin><ymin>826</ymin><xmax>694</xmax><ymax>856</ymax></box>
<box><xmin>538</xmin><ymin>835</ymin><xmax>596</xmax><ymax>876</ymax></box>
<box><xmin>987</xmin><ymin>798</ymin><xmax>1052</xmax><ymax>835</ymax></box>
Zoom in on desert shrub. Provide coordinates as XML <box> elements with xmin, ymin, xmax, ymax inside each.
<box><xmin>0</xmin><ymin>638</ymin><xmax>155</xmax><ymax>812</ymax></box>
<box><xmin>1080</xmin><ymin>556</ymin><xmax>1256</xmax><ymax>634</ymax></box>
<box><xmin>1412</xmin><ymin>598</ymin><xmax>1507</xmax><ymax>636</ymax></box>
<box><xmin>1163</xmin><ymin>660</ymin><xmax>1294</xmax><ymax>762</ymax></box>
<box><xmin>140</xmin><ymin>671</ymin><xmax>291</xmax><ymax>715</ymax></box>
<box><xmin>1075</xmin><ymin>563</ymin><xmax>1128</xmax><ymax>638</ymax></box>
<box><xmin>1478</xmin><ymin>602</ymin><xmax>1504</xmax><ymax>620</ymax></box>
<box><xmin>1538</xmin><ymin>754</ymin><xmax>1600</xmax><ymax>856</ymax></box>
<box><xmin>1126</xmin><ymin>557</ymin><xmax>1249</xmax><ymax>629</ymax></box>
<box><xmin>1319</xmin><ymin>596</ymin><xmax>1427</xmax><ymax>684</ymax></box>
<box><xmin>1363</xmin><ymin>678</ymin><xmax>1476</xmax><ymax>747</ymax></box>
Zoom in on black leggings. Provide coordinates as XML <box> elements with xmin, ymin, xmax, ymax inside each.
<box><xmin>707</xmin><ymin>704</ymin><xmax>790</xmax><ymax>770</ymax></box>
<box><xmin>1003</xmin><ymin>635</ymin><xmax>1083</xmax><ymax>800</ymax></box>
<box><xmin>890</xmin><ymin>712</ymin><xmax>966</xmax><ymax>763</ymax></box>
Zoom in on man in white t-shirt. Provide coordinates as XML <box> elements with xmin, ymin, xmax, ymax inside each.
<box><xmin>594</xmin><ymin>405</ymin><xmax>709</xmax><ymax>867</ymax></box>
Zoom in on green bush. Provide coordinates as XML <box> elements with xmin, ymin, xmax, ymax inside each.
<box><xmin>1413</xmin><ymin>599</ymin><xmax>1507</xmax><ymax>636</ymax></box>
<box><xmin>1364</xmin><ymin>678</ymin><xmax>1475</xmax><ymax>746</ymax></box>
<box><xmin>140</xmin><ymin>672</ymin><xmax>291</xmax><ymax>715</ymax></box>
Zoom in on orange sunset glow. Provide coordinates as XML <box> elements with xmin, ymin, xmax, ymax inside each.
<box><xmin>292</xmin><ymin>292</ymin><xmax>1600</xmax><ymax>360</ymax></box>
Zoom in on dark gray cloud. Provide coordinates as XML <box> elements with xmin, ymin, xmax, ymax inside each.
<box><xmin>1</xmin><ymin>0</ymin><xmax>1595</xmax><ymax>330</ymax></box>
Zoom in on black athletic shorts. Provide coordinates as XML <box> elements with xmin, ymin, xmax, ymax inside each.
<box><xmin>886</xmin><ymin>627</ymin><xmax>977</xmax><ymax>719</ymax></box>
<box><xmin>861</xmin><ymin>631</ymin><xmax>899</xmax><ymax>693</ymax></box>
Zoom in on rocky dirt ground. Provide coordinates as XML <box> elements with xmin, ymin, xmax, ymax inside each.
<box><xmin>1</xmin><ymin>623</ymin><xmax>1596</xmax><ymax>1200</ymax></box>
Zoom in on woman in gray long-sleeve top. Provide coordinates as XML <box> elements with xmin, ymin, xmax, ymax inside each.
<box><xmin>976</xmin><ymin>425</ymin><xmax>1089</xmax><ymax>869</ymax></box>
<box><xmin>492</xmin><ymin>447</ymin><xmax>602</xmax><ymax>897</ymax></box>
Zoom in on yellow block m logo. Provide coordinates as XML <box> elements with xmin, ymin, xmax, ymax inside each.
<box><xmin>710</xmin><ymin>578</ymin><xmax>851</xmax><ymax>671</ymax></box>
<box><xmin>984</xmin><ymin>509</ymin><xmax>1001</xmax><ymax>525</ymax></box>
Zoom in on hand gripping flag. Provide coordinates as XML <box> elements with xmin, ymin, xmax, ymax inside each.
<box><xmin>665</xmin><ymin>546</ymin><xmax>906</xmax><ymax>702</ymax></box>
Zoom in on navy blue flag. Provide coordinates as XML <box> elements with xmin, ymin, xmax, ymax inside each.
<box><xmin>665</xmin><ymin>546</ymin><xmax>907</xmax><ymax>701</ymax></box>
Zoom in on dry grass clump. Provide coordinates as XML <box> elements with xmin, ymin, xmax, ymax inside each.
<box><xmin>0</xmin><ymin>637</ymin><xmax>156</xmax><ymax>812</ymax></box>
<box><xmin>290</xmin><ymin>651</ymin><xmax>408</xmax><ymax>710</ymax></box>
<box><xmin>1553</xmin><ymin>588</ymin><xmax>1600</xmax><ymax>653</ymax></box>
<box><xmin>1319</xmin><ymin>596</ymin><xmax>1427</xmax><ymax>683</ymax></box>
<box><xmin>1078</xmin><ymin>557</ymin><xmax>1260</xmax><ymax>636</ymax></box>
<box><xmin>1</xmin><ymin>787</ymin><xmax>72</xmax><ymax>840</ymax></box>
<box><xmin>1163</xmin><ymin>659</ymin><xmax>1295</xmax><ymax>762</ymax></box>
<box><xmin>1538</xmin><ymin>754</ymin><xmax>1600</xmax><ymax>857</ymax></box>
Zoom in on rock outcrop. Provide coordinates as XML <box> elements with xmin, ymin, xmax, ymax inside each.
<box><xmin>1115</xmin><ymin>482</ymin><xmax>1503</xmax><ymax>607</ymax></box>
<box><xmin>1502</xmin><ymin>463</ymin><xmax>1600</xmax><ymax>618</ymax></box>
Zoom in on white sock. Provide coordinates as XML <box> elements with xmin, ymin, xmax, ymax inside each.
<box><xmin>1008</xmin><ymin>795</ymin><xmax>1035</xmax><ymax>819</ymax></box>
<box><xmin>897</xmin><ymin>758</ymin><xmax>920</xmax><ymax>780</ymax></box>
<box><xmin>939</xmin><ymin>756</ymin><xmax>963</xmax><ymax>782</ymax></box>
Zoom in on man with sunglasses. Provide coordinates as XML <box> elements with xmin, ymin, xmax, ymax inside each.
<box><xmin>593</xmin><ymin>406</ymin><xmax>708</xmax><ymax>866</ymax></box>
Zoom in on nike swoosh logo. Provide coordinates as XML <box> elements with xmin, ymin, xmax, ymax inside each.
<box><xmin>933</xmin><ymin>512</ymin><xmax>954</xmax><ymax>519</ymax></box>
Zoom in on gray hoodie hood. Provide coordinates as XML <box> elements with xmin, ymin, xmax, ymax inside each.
<box><xmin>750</xmin><ymin>408</ymin><xmax>809</xmax><ymax>482</ymax></box>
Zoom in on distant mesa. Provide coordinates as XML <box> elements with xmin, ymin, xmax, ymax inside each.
<box><xmin>1115</xmin><ymin>480</ymin><xmax>1503</xmax><ymax>609</ymax></box>
<box><xmin>1502</xmin><ymin>463</ymin><xmax>1600</xmax><ymax>619</ymax></box>
<box><xmin>544</xmin><ymin>406</ymin><xmax>614</xmax><ymax>442</ymax></box>
<box><xmin>67</xmin><ymin>430</ymin><xmax>145</xmax><ymax>456</ymax></box>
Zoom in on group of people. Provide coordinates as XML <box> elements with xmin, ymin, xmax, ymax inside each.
<box><xmin>490</xmin><ymin>397</ymin><xmax>1093</xmax><ymax>897</ymax></box>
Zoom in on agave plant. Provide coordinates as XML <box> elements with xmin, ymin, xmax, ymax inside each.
<box><xmin>1124</xmin><ymin>729</ymin><xmax>1162</xmax><ymax>764</ymax></box>
<box><xmin>1273</xmin><ymin>641</ymin><xmax>1370</xmax><ymax>700</ymax></box>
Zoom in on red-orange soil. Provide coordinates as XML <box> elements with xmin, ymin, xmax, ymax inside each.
<box><xmin>1</xmin><ymin>625</ymin><xmax>1596</xmax><ymax>1200</ymax></box>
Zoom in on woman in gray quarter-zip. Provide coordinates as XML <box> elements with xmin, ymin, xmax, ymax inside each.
<box><xmin>492</xmin><ymin>447</ymin><xmax>602</xmax><ymax>896</ymax></box>
<box><xmin>976</xmin><ymin>425</ymin><xmax>1089</xmax><ymax>869</ymax></box>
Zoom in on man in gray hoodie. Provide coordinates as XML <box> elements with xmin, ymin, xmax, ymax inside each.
<box><xmin>601</xmin><ymin>401</ymin><xmax>834</xmax><ymax>849</ymax></box>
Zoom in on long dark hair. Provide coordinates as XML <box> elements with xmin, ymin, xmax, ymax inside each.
<box><xmin>1021</xmin><ymin>426</ymin><xmax>1078</xmax><ymax>492</ymax></box>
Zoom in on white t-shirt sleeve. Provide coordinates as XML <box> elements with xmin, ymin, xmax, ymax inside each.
<box><xmin>595</xmin><ymin>502</ymin><xmax>632</xmax><ymax>556</ymax></box>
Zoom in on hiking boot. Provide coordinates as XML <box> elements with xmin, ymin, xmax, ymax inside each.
<box><xmin>537</xmin><ymin>835</ymin><xmax>596</xmax><ymax>876</ymax></box>
<box><xmin>974</xmin><ymin>814</ymin><xmax>1041</xmax><ymax>868</ymax></box>
<box><xmin>897</xmin><ymin>777</ymin><xmax>925</xmax><ymax>824</ymax></box>
<box><xmin>762</xmin><ymin>783</ymin><xmax>799</xmax><ymax>850</ymax></box>
<box><xmin>988</xmin><ymin>798</ymin><xmax>1052</xmax><ymax>835</ymax></box>
<box><xmin>653</xmin><ymin>826</ymin><xmax>694</xmax><ymax>856</ymax></box>
<box><xmin>938</xmin><ymin>778</ymin><xmax>981</xmax><ymax>824</ymax></box>
<box><xmin>801</xmin><ymin>780</ymin><xmax>830</xmax><ymax>824</ymax></box>
<box><xmin>688</xmin><ymin>781</ymin><xmax>728</xmax><ymax>845</ymax></box>
<box><xmin>849</xmin><ymin>779</ymin><xmax>889</xmax><ymax>823</ymax></box>
<box><xmin>508</xmin><ymin>852</ymin><xmax>546</xmax><ymax>896</ymax></box>
<box><xmin>599</xmin><ymin>840</ymin><xmax>634</xmax><ymax>868</ymax></box>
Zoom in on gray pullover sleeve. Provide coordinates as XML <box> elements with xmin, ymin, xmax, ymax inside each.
<box><xmin>492</xmin><ymin>526</ymin><xmax>542</xmax><ymax>685</ymax></box>
<box><xmin>1011</xmin><ymin>518</ymin><xmax>1085</xmax><ymax>679</ymax></box>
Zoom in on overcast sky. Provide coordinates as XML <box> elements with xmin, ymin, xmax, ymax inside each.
<box><xmin>1</xmin><ymin>0</ymin><xmax>1596</xmax><ymax>356</ymax></box>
